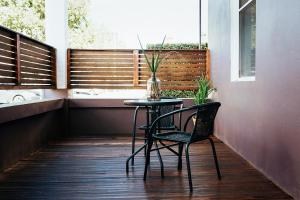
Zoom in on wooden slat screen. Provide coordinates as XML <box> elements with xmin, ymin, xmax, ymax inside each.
<box><xmin>67</xmin><ymin>49</ymin><xmax>209</xmax><ymax>90</ymax></box>
<box><xmin>140</xmin><ymin>50</ymin><xmax>207</xmax><ymax>90</ymax></box>
<box><xmin>0</xmin><ymin>26</ymin><xmax>56</xmax><ymax>89</ymax></box>
<box><xmin>0</xmin><ymin>27</ymin><xmax>17</xmax><ymax>87</ymax></box>
<box><xmin>68</xmin><ymin>50</ymin><xmax>135</xmax><ymax>89</ymax></box>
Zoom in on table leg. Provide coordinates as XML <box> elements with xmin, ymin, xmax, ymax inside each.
<box><xmin>143</xmin><ymin>138</ymin><xmax>153</xmax><ymax>181</ymax></box>
<box><xmin>126</xmin><ymin>143</ymin><xmax>147</xmax><ymax>174</ymax></box>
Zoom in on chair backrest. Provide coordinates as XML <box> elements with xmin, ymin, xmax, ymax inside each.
<box><xmin>190</xmin><ymin>102</ymin><xmax>221</xmax><ymax>142</ymax></box>
<box><xmin>158</xmin><ymin>97</ymin><xmax>181</xmax><ymax>129</ymax></box>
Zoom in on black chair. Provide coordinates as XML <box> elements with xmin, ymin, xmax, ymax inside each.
<box><xmin>143</xmin><ymin>102</ymin><xmax>221</xmax><ymax>192</ymax></box>
<box><xmin>130</xmin><ymin>97</ymin><xmax>183</xmax><ymax>166</ymax></box>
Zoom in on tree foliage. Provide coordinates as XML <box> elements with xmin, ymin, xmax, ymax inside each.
<box><xmin>0</xmin><ymin>0</ymin><xmax>95</xmax><ymax>48</ymax></box>
<box><xmin>0</xmin><ymin>0</ymin><xmax>45</xmax><ymax>41</ymax></box>
<box><xmin>67</xmin><ymin>0</ymin><xmax>96</xmax><ymax>48</ymax></box>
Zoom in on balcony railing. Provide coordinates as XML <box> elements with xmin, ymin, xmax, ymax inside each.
<box><xmin>0</xmin><ymin>26</ymin><xmax>56</xmax><ymax>89</ymax></box>
<box><xmin>67</xmin><ymin>49</ymin><xmax>210</xmax><ymax>90</ymax></box>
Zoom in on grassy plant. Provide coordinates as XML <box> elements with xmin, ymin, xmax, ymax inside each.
<box><xmin>161</xmin><ymin>90</ymin><xmax>195</xmax><ymax>98</ymax></box>
<box><xmin>138</xmin><ymin>35</ymin><xmax>166</xmax><ymax>73</ymax></box>
<box><xmin>194</xmin><ymin>75</ymin><xmax>216</xmax><ymax>105</ymax></box>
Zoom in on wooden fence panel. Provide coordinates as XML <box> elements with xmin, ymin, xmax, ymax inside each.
<box><xmin>67</xmin><ymin>49</ymin><xmax>209</xmax><ymax>90</ymax></box>
<box><xmin>0</xmin><ymin>26</ymin><xmax>56</xmax><ymax>89</ymax></box>
<box><xmin>0</xmin><ymin>27</ymin><xmax>17</xmax><ymax>87</ymax></box>
<box><xmin>68</xmin><ymin>49</ymin><xmax>136</xmax><ymax>89</ymax></box>
<box><xmin>139</xmin><ymin>50</ymin><xmax>207</xmax><ymax>90</ymax></box>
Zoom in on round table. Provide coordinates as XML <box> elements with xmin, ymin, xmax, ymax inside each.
<box><xmin>124</xmin><ymin>98</ymin><xmax>183</xmax><ymax>173</ymax></box>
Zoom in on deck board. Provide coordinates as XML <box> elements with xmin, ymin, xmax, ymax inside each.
<box><xmin>0</xmin><ymin>137</ymin><xmax>292</xmax><ymax>200</ymax></box>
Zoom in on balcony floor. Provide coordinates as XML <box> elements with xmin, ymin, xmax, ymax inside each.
<box><xmin>0</xmin><ymin>137</ymin><xmax>292</xmax><ymax>200</ymax></box>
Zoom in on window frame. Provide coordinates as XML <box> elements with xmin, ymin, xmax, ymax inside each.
<box><xmin>230</xmin><ymin>0</ymin><xmax>256</xmax><ymax>82</ymax></box>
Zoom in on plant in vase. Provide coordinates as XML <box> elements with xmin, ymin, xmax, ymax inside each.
<box><xmin>138</xmin><ymin>35</ymin><xmax>166</xmax><ymax>100</ymax></box>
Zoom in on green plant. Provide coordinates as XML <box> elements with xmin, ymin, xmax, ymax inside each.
<box><xmin>194</xmin><ymin>76</ymin><xmax>216</xmax><ymax>105</ymax></box>
<box><xmin>146</xmin><ymin>42</ymin><xmax>208</xmax><ymax>50</ymax></box>
<box><xmin>138</xmin><ymin>35</ymin><xmax>166</xmax><ymax>73</ymax></box>
<box><xmin>161</xmin><ymin>90</ymin><xmax>195</xmax><ymax>98</ymax></box>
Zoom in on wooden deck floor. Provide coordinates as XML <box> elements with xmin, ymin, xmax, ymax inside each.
<box><xmin>0</xmin><ymin>137</ymin><xmax>292</xmax><ymax>200</ymax></box>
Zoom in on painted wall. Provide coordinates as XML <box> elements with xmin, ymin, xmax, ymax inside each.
<box><xmin>68</xmin><ymin>99</ymin><xmax>195</xmax><ymax>136</ymax></box>
<box><xmin>208</xmin><ymin>0</ymin><xmax>300</xmax><ymax>199</ymax></box>
<box><xmin>0</xmin><ymin>99</ymin><xmax>65</xmax><ymax>171</ymax></box>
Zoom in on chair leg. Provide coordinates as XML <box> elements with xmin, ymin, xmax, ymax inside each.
<box><xmin>131</xmin><ymin>107</ymin><xmax>139</xmax><ymax>165</ymax></box>
<box><xmin>144</xmin><ymin>130</ymin><xmax>147</xmax><ymax>156</ymax></box>
<box><xmin>143</xmin><ymin>140</ymin><xmax>153</xmax><ymax>181</ymax></box>
<box><xmin>155</xmin><ymin>140</ymin><xmax>164</xmax><ymax>178</ymax></box>
<box><xmin>185</xmin><ymin>143</ymin><xmax>193</xmax><ymax>192</ymax></box>
<box><xmin>131</xmin><ymin>127</ymin><xmax>136</xmax><ymax>166</ymax></box>
<box><xmin>208</xmin><ymin>138</ymin><xmax>221</xmax><ymax>180</ymax></box>
<box><xmin>178</xmin><ymin>143</ymin><xmax>183</xmax><ymax>170</ymax></box>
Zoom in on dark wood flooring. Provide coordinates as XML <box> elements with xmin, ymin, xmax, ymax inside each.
<box><xmin>0</xmin><ymin>137</ymin><xmax>292</xmax><ymax>200</ymax></box>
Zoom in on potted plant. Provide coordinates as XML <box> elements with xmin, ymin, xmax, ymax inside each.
<box><xmin>192</xmin><ymin>75</ymin><xmax>216</xmax><ymax>123</ymax></box>
<box><xmin>194</xmin><ymin>75</ymin><xmax>216</xmax><ymax>105</ymax></box>
<box><xmin>138</xmin><ymin>35</ymin><xmax>166</xmax><ymax>100</ymax></box>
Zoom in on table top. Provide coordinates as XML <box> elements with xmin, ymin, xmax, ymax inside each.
<box><xmin>124</xmin><ymin>99</ymin><xmax>183</xmax><ymax>106</ymax></box>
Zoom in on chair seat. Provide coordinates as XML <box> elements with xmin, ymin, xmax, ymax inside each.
<box><xmin>139</xmin><ymin>125</ymin><xmax>177</xmax><ymax>131</ymax></box>
<box><xmin>153</xmin><ymin>131</ymin><xmax>192</xmax><ymax>143</ymax></box>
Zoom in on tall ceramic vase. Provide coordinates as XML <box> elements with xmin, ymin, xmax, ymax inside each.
<box><xmin>146</xmin><ymin>72</ymin><xmax>161</xmax><ymax>100</ymax></box>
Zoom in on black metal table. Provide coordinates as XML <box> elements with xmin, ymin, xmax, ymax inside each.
<box><xmin>124</xmin><ymin>99</ymin><xmax>183</xmax><ymax>174</ymax></box>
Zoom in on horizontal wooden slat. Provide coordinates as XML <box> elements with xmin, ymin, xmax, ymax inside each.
<box><xmin>70</xmin><ymin>70</ymin><xmax>132</xmax><ymax>78</ymax></box>
<box><xmin>71</xmin><ymin>49</ymin><xmax>132</xmax><ymax>55</ymax></box>
<box><xmin>71</xmin><ymin>67</ymin><xmax>133</xmax><ymax>72</ymax></box>
<box><xmin>70</xmin><ymin>62</ymin><xmax>133</xmax><ymax>67</ymax></box>
<box><xmin>0</xmin><ymin>42</ymin><xmax>16</xmax><ymax>52</ymax></box>
<box><xmin>0</xmin><ymin>35</ymin><xmax>15</xmax><ymax>45</ymax></box>
<box><xmin>70</xmin><ymin>71</ymin><xmax>133</xmax><ymax>76</ymax></box>
<box><xmin>20</xmin><ymin>42</ymin><xmax>51</xmax><ymax>57</ymax></box>
<box><xmin>21</xmin><ymin>72</ymin><xmax>51</xmax><ymax>79</ymax></box>
<box><xmin>0</xmin><ymin>48</ymin><xmax>15</xmax><ymax>58</ymax></box>
<box><xmin>21</xmin><ymin>48</ymin><xmax>51</xmax><ymax>60</ymax></box>
<box><xmin>21</xmin><ymin>78</ymin><xmax>52</xmax><ymax>84</ymax></box>
<box><xmin>0</xmin><ymin>77</ymin><xmax>16</xmax><ymax>83</ymax></box>
<box><xmin>21</xmin><ymin>61</ymin><xmax>51</xmax><ymax>70</ymax></box>
<box><xmin>20</xmin><ymin>37</ymin><xmax>51</xmax><ymax>53</ymax></box>
<box><xmin>70</xmin><ymin>58</ymin><xmax>133</xmax><ymax>63</ymax></box>
<box><xmin>0</xmin><ymin>63</ymin><xmax>15</xmax><ymax>71</ymax></box>
<box><xmin>21</xmin><ymin>54</ymin><xmax>51</xmax><ymax>65</ymax></box>
<box><xmin>69</xmin><ymin>85</ymin><xmax>141</xmax><ymax>89</ymax></box>
<box><xmin>71</xmin><ymin>54</ymin><xmax>133</xmax><ymax>59</ymax></box>
<box><xmin>0</xmin><ymin>69</ymin><xmax>16</xmax><ymax>77</ymax></box>
<box><xmin>70</xmin><ymin>80</ymin><xmax>133</xmax><ymax>85</ymax></box>
<box><xmin>70</xmin><ymin>76</ymin><xmax>132</xmax><ymax>81</ymax></box>
<box><xmin>0</xmin><ymin>56</ymin><xmax>15</xmax><ymax>64</ymax></box>
<box><xmin>21</xmin><ymin>66</ymin><xmax>52</xmax><ymax>74</ymax></box>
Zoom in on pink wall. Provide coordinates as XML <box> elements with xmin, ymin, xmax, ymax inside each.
<box><xmin>208</xmin><ymin>0</ymin><xmax>300</xmax><ymax>198</ymax></box>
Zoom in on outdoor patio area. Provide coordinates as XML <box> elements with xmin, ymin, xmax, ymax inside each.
<box><xmin>0</xmin><ymin>0</ymin><xmax>300</xmax><ymax>199</ymax></box>
<box><xmin>0</xmin><ymin>137</ymin><xmax>292</xmax><ymax>199</ymax></box>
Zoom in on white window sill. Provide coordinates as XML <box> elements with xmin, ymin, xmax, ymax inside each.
<box><xmin>232</xmin><ymin>76</ymin><xmax>256</xmax><ymax>82</ymax></box>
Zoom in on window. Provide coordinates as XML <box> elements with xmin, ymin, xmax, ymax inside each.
<box><xmin>231</xmin><ymin>0</ymin><xmax>256</xmax><ymax>81</ymax></box>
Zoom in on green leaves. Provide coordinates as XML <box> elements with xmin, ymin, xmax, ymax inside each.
<box><xmin>161</xmin><ymin>90</ymin><xmax>195</xmax><ymax>98</ymax></box>
<box><xmin>146</xmin><ymin>42</ymin><xmax>208</xmax><ymax>50</ymax></box>
<box><xmin>138</xmin><ymin>35</ymin><xmax>166</xmax><ymax>73</ymax></box>
<box><xmin>194</xmin><ymin>75</ymin><xmax>216</xmax><ymax>105</ymax></box>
